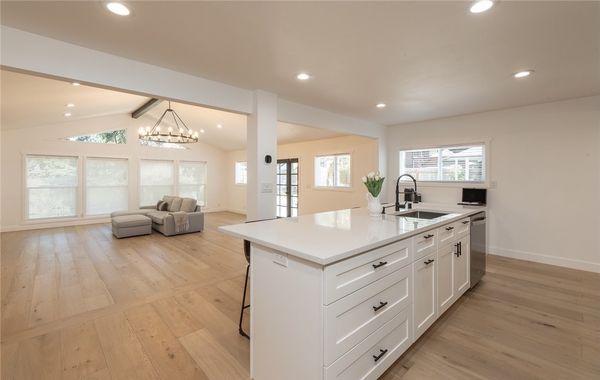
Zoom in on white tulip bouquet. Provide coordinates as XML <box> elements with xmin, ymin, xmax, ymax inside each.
<box><xmin>362</xmin><ymin>171</ymin><xmax>385</xmax><ymax>198</ymax></box>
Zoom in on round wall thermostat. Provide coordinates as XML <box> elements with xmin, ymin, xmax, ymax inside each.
<box><xmin>265</xmin><ymin>155</ymin><xmax>272</xmax><ymax>164</ymax></box>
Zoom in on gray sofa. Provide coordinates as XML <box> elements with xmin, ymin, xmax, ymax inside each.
<box><xmin>111</xmin><ymin>195</ymin><xmax>204</xmax><ymax>236</ymax></box>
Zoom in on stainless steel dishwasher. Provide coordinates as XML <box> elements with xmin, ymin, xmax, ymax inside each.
<box><xmin>470</xmin><ymin>212</ymin><xmax>486</xmax><ymax>288</ymax></box>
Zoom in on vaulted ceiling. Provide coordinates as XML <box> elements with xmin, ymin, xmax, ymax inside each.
<box><xmin>1</xmin><ymin>1</ymin><xmax>598</xmax><ymax>126</ymax></box>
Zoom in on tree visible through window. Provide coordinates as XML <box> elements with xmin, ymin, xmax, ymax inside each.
<box><xmin>235</xmin><ymin>162</ymin><xmax>247</xmax><ymax>184</ymax></box>
<box><xmin>399</xmin><ymin>144</ymin><xmax>485</xmax><ymax>182</ymax></box>
<box><xmin>67</xmin><ymin>129</ymin><xmax>126</xmax><ymax>144</ymax></box>
<box><xmin>314</xmin><ymin>154</ymin><xmax>351</xmax><ymax>188</ymax></box>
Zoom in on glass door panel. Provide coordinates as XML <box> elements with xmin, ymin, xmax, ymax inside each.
<box><xmin>276</xmin><ymin>158</ymin><xmax>299</xmax><ymax>217</ymax></box>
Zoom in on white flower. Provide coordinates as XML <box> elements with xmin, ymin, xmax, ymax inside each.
<box><xmin>361</xmin><ymin>176</ymin><xmax>367</xmax><ymax>183</ymax></box>
<box><xmin>367</xmin><ymin>171</ymin><xmax>375</xmax><ymax>178</ymax></box>
<box><xmin>375</xmin><ymin>175</ymin><xmax>380</xmax><ymax>180</ymax></box>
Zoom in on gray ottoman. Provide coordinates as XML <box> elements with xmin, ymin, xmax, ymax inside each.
<box><xmin>112</xmin><ymin>214</ymin><xmax>152</xmax><ymax>238</ymax></box>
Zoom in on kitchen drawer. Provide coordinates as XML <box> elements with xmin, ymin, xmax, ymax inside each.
<box><xmin>324</xmin><ymin>265</ymin><xmax>412</xmax><ymax>365</ymax></box>
<box><xmin>454</xmin><ymin>217</ymin><xmax>470</xmax><ymax>237</ymax></box>
<box><xmin>324</xmin><ymin>308</ymin><xmax>412</xmax><ymax>380</ymax></box>
<box><xmin>438</xmin><ymin>223</ymin><xmax>457</xmax><ymax>246</ymax></box>
<box><xmin>413</xmin><ymin>229</ymin><xmax>437</xmax><ymax>261</ymax></box>
<box><xmin>324</xmin><ymin>238</ymin><xmax>412</xmax><ymax>305</ymax></box>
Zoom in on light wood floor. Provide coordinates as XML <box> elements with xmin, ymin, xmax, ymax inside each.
<box><xmin>1</xmin><ymin>212</ymin><xmax>598</xmax><ymax>379</ymax></box>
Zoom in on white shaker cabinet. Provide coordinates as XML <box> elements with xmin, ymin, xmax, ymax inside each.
<box><xmin>412</xmin><ymin>252</ymin><xmax>437</xmax><ymax>340</ymax></box>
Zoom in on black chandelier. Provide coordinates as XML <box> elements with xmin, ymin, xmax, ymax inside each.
<box><xmin>138</xmin><ymin>101</ymin><xmax>199</xmax><ymax>144</ymax></box>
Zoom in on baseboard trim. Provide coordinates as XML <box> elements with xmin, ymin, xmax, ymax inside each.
<box><xmin>488</xmin><ymin>246</ymin><xmax>600</xmax><ymax>274</ymax></box>
<box><xmin>224</xmin><ymin>208</ymin><xmax>247</xmax><ymax>215</ymax></box>
<box><xmin>1</xmin><ymin>217</ymin><xmax>110</xmax><ymax>232</ymax></box>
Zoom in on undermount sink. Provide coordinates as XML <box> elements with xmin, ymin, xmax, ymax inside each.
<box><xmin>395</xmin><ymin>211</ymin><xmax>448</xmax><ymax>220</ymax></box>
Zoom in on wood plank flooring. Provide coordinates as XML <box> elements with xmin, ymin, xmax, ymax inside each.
<box><xmin>1</xmin><ymin>212</ymin><xmax>599</xmax><ymax>379</ymax></box>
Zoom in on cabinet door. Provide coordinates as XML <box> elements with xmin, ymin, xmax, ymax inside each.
<box><xmin>437</xmin><ymin>242</ymin><xmax>456</xmax><ymax>315</ymax></box>
<box><xmin>453</xmin><ymin>236</ymin><xmax>470</xmax><ymax>297</ymax></box>
<box><xmin>413</xmin><ymin>252</ymin><xmax>437</xmax><ymax>340</ymax></box>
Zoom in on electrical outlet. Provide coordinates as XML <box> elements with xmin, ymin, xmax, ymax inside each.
<box><xmin>273</xmin><ymin>252</ymin><xmax>288</xmax><ymax>267</ymax></box>
<box><xmin>261</xmin><ymin>182</ymin><xmax>274</xmax><ymax>193</ymax></box>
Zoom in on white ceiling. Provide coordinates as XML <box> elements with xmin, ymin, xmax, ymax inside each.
<box><xmin>1</xmin><ymin>1</ymin><xmax>598</xmax><ymax>126</ymax></box>
<box><xmin>0</xmin><ymin>70</ymin><xmax>344</xmax><ymax>150</ymax></box>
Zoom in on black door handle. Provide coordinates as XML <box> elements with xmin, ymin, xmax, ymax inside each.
<box><xmin>445</xmin><ymin>226</ymin><xmax>454</xmax><ymax>231</ymax></box>
<box><xmin>458</xmin><ymin>241</ymin><xmax>462</xmax><ymax>256</ymax></box>
<box><xmin>424</xmin><ymin>259</ymin><xmax>434</xmax><ymax>265</ymax></box>
<box><xmin>454</xmin><ymin>243</ymin><xmax>460</xmax><ymax>256</ymax></box>
<box><xmin>372</xmin><ymin>301</ymin><xmax>388</xmax><ymax>312</ymax></box>
<box><xmin>373</xmin><ymin>348</ymin><xmax>388</xmax><ymax>362</ymax></box>
<box><xmin>372</xmin><ymin>261</ymin><xmax>387</xmax><ymax>269</ymax></box>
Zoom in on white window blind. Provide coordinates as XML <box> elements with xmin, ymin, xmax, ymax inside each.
<box><xmin>26</xmin><ymin>155</ymin><xmax>78</xmax><ymax>219</ymax></box>
<box><xmin>235</xmin><ymin>162</ymin><xmax>247</xmax><ymax>184</ymax></box>
<box><xmin>140</xmin><ymin>160</ymin><xmax>174</xmax><ymax>206</ymax></box>
<box><xmin>86</xmin><ymin>157</ymin><xmax>128</xmax><ymax>215</ymax></box>
<box><xmin>399</xmin><ymin>144</ymin><xmax>485</xmax><ymax>182</ymax></box>
<box><xmin>314</xmin><ymin>154</ymin><xmax>351</xmax><ymax>188</ymax></box>
<box><xmin>179</xmin><ymin>161</ymin><xmax>207</xmax><ymax>206</ymax></box>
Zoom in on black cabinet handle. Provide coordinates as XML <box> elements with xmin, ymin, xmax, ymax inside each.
<box><xmin>445</xmin><ymin>226</ymin><xmax>454</xmax><ymax>231</ymax></box>
<box><xmin>454</xmin><ymin>243</ymin><xmax>460</xmax><ymax>256</ymax></box>
<box><xmin>462</xmin><ymin>220</ymin><xmax>470</xmax><ymax>224</ymax></box>
<box><xmin>424</xmin><ymin>259</ymin><xmax>434</xmax><ymax>265</ymax></box>
<box><xmin>458</xmin><ymin>241</ymin><xmax>462</xmax><ymax>256</ymax></box>
<box><xmin>372</xmin><ymin>261</ymin><xmax>387</xmax><ymax>269</ymax></box>
<box><xmin>372</xmin><ymin>301</ymin><xmax>388</xmax><ymax>312</ymax></box>
<box><xmin>373</xmin><ymin>349</ymin><xmax>388</xmax><ymax>362</ymax></box>
<box><xmin>423</xmin><ymin>234</ymin><xmax>434</xmax><ymax>239</ymax></box>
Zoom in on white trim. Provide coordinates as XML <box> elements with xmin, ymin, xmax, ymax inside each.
<box><xmin>313</xmin><ymin>152</ymin><xmax>353</xmax><ymax>189</ymax></box>
<box><xmin>1</xmin><ymin>217</ymin><xmax>110</xmax><ymax>232</ymax></box>
<box><xmin>488</xmin><ymin>246</ymin><xmax>600</xmax><ymax>274</ymax></box>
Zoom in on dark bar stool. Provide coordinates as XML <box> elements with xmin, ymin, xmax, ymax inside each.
<box><xmin>238</xmin><ymin>217</ymin><xmax>275</xmax><ymax>339</ymax></box>
<box><xmin>239</xmin><ymin>239</ymin><xmax>251</xmax><ymax>339</ymax></box>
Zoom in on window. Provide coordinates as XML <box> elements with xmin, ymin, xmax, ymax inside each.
<box><xmin>314</xmin><ymin>154</ymin><xmax>351</xmax><ymax>188</ymax></box>
<box><xmin>179</xmin><ymin>161</ymin><xmax>207</xmax><ymax>206</ymax></box>
<box><xmin>67</xmin><ymin>129</ymin><xmax>126</xmax><ymax>144</ymax></box>
<box><xmin>139</xmin><ymin>140</ymin><xmax>187</xmax><ymax>150</ymax></box>
<box><xmin>26</xmin><ymin>155</ymin><xmax>78</xmax><ymax>219</ymax></box>
<box><xmin>139</xmin><ymin>160</ymin><xmax>174</xmax><ymax>206</ymax></box>
<box><xmin>86</xmin><ymin>158</ymin><xmax>128</xmax><ymax>215</ymax></box>
<box><xmin>235</xmin><ymin>161</ymin><xmax>247</xmax><ymax>184</ymax></box>
<box><xmin>399</xmin><ymin>144</ymin><xmax>485</xmax><ymax>182</ymax></box>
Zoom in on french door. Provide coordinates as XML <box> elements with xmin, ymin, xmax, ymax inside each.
<box><xmin>276</xmin><ymin>159</ymin><xmax>299</xmax><ymax>218</ymax></box>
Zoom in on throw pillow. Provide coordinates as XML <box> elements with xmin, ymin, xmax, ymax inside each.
<box><xmin>168</xmin><ymin>197</ymin><xmax>183</xmax><ymax>212</ymax></box>
<box><xmin>180</xmin><ymin>198</ymin><xmax>197</xmax><ymax>212</ymax></box>
<box><xmin>156</xmin><ymin>200</ymin><xmax>164</xmax><ymax>210</ymax></box>
<box><xmin>158</xmin><ymin>201</ymin><xmax>169</xmax><ymax>211</ymax></box>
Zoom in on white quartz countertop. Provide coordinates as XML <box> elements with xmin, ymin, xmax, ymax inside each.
<box><xmin>219</xmin><ymin>204</ymin><xmax>485</xmax><ymax>266</ymax></box>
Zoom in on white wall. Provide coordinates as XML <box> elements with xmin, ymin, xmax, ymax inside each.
<box><xmin>1</xmin><ymin>113</ymin><xmax>229</xmax><ymax>231</ymax></box>
<box><xmin>227</xmin><ymin>135</ymin><xmax>379</xmax><ymax>215</ymax></box>
<box><xmin>387</xmin><ymin>96</ymin><xmax>600</xmax><ymax>272</ymax></box>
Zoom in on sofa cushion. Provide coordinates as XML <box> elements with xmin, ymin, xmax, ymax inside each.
<box><xmin>110</xmin><ymin>209</ymin><xmax>151</xmax><ymax>218</ymax></box>
<box><xmin>146</xmin><ymin>211</ymin><xmax>170</xmax><ymax>225</ymax></box>
<box><xmin>162</xmin><ymin>195</ymin><xmax>176</xmax><ymax>210</ymax></box>
<box><xmin>168</xmin><ymin>197</ymin><xmax>183</xmax><ymax>212</ymax></box>
<box><xmin>156</xmin><ymin>200</ymin><xmax>169</xmax><ymax>211</ymax></box>
<box><xmin>180</xmin><ymin>198</ymin><xmax>197</xmax><ymax>213</ymax></box>
<box><xmin>112</xmin><ymin>214</ymin><xmax>151</xmax><ymax>228</ymax></box>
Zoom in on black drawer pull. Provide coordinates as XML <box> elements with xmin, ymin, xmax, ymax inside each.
<box><xmin>424</xmin><ymin>259</ymin><xmax>435</xmax><ymax>265</ymax></box>
<box><xmin>458</xmin><ymin>241</ymin><xmax>462</xmax><ymax>256</ymax></box>
<box><xmin>445</xmin><ymin>226</ymin><xmax>454</xmax><ymax>231</ymax></box>
<box><xmin>454</xmin><ymin>243</ymin><xmax>460</xmax><ymax>256</ymax></box>
<box><xmin>372</xmin><ymin>301</ymin><xmax>388</xmax><ymax>312</ymax></box>
<box><xmin>373</xmin><ymin>348</ymin><xmax>388</xmax><ymax>362</ymax></box>
<box><xmin>462</xmin><ymin>220</ymin><xmax>470</xmax><ymax>224</ymax></box>
<box><xmin>372</xmin><ymin>261</ymin><xmax>387</xmax><ymax>269</ymax></box>
<box><xmin>423</xmin><ymin>234</ymin><xmax>434</xmax><ymax>239</ymax></box>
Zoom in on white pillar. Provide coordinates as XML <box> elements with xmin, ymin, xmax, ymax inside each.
<box><xmin>246</xmin><ymin>90</ymin><xmax>278</xmax><ymax>221</ymax></box>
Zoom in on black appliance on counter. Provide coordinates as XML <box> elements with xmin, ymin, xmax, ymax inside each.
<box><xmin>458</xmin><ymin>188</ymin><xmax>486</xmax><ymax>206</ymax></box>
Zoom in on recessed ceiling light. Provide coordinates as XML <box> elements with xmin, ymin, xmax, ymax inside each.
<box><xmin>66</xmin><ymin>103</ymin><xmax>75</xmax><ymax>108</ymax></box>
<box><xmin>200</xmin><ymin>129</ymin><xmax>205</xmax><ymax>134</ymax></box>
<box><xmin>376</xmin><ymin>103</ymin><xmax>387</xmax><ymax>109</ymax></box>
<box><xmin>71</xmin><ymin>82</ymin><xmax>80</xmax><ymax>86</ymax></box>
<box><xmin>64</xmin><ymin>112</ymin><xmax>72</xmax><ymax>117</ymax></box>
<box><xmin>470</xmin><ymin>0</ymin><xmax>494</xmax><ymax>13</ymax></box>
<box><xmin>106</xmin><ymin>2</ymin><xmax>130</xmax><ymax>16</ymax></box>
<box><xmin>513</xmin><ymin>70</ymin><xmax>534</xmax><ymax>79</ymax></box>
<box><xmin>217</xmin><ymin>124</ymin><xmax>223</xmax><ymax>129</ymax></box>
<box><xmin>296</xmin><ymin>72</ymin><xmax>311</xmax><ymax>81</ymax></box>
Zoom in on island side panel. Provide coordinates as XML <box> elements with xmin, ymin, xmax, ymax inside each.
<box><xmin>250</xmin><ymin>243</ymin><xmax>324</xmax><ymax>380</ymax></box>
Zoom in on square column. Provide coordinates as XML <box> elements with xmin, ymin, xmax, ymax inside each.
<box><xmin>246</xmin><ymin>90</ymin><xmax>277</xmax><ymax>221</ymax></box>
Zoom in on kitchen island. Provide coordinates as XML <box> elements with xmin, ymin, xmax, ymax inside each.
<box><xmin>220</xmin><ymin>205</ymin><xmax>485</xmax><ymax>380</ymax></box>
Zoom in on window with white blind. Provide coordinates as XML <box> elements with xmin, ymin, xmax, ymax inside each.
<box><xmin>235</xmin><ymin>161</ymin><xmax>247</xmax><ymax>184</ymax></box>
<box><xmin>26</xmin><ymin>155</ymin><xmax>78</xmax><ymax>219</ymax></box>
<box><xmin>85</xmin><ymin>157</ymin><xmax>128</xmax><ymax>215</ymax></box>
<box><xmin>179</xmin><ymin>161</ymin><xmax>207</xmax><ymax>206</ymax></box>
<box><xmin>139</xmin><ymin>160</ymin><xmax>174</xmax><ymax>206</ymax></box>
<box><xmin>399</xmin><ymin>144</ymin><xmax>486</xmax><ymax>183</ymax></box>
<box><xmin>314</xmin><ymin>154</ymin><xmax>351</xmax><ymax>188</ymax></box>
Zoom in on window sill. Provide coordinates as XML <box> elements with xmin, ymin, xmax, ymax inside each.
<box><xmin>399</xmin><ymin>181</ymin><xmax>488</xmax><ymax>189</ymax></box>
<box><xmin>312</xmin><ymin>186</ymin><xmax>354</xmax><ymax>192</ymax></box>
